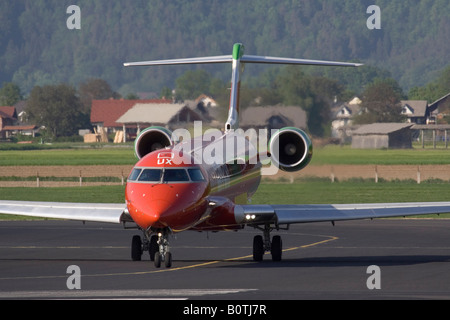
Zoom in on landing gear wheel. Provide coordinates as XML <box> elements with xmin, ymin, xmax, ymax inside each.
<box><xmin>154</xmin><ymin>252</ymin><xmax>161</xmax><ymax>268</ymax></box>
<box><xmin>271</xmin><ymin>235</ymin><xmax>282</xmax><ymax>261</ymax></box>
<box><xmin>152</xmin><ymin>228</ymin><xmax>173</xmax><ymax>268</ymax></box>
<box><xmin>253</xmin><ymin>235</ymin><xmax>264</xmax><ymax>261</ymax></box>
<box><xmin>149</xmin><ymin>235</ymin><xmax>158</xmax><ymax>261</ymax></box>
<box><xmin>131</xmin><ymin>235</ymin><xmax>142</xmax><ymax>261</ymax></box>
<box><xmin>165</xmin><ymin>252</ymin><xmax>172</xmax><ymax>268</ymax></box>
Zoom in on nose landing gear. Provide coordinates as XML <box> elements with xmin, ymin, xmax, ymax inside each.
<box><xmin>131</xmin><ymin>228</ymin><xmax>173</xmax><ymax>268</ymax></box>
<box><xmin>153</xmin><ymin>229</ymin><xmax>172</xmax><ymax>268</ymax></box>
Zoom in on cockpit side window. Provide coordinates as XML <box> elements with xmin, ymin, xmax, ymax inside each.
<box><xmin>163</xmin><ymin>169</ymin><xmax>189</xmax><ymax>182</ymax></box>
<box><xmin>188</xmin><ymin>168</ymin><xmax>205</xmax><ymax>182</ymax></box>
<box><xmin>138</xmin><ymin>169</ymin><xmax>162</xmax><ymax>182</ymax></box>
<box><xmin>128</xmin><ymin>168</ymin><xmax>142</xmax><ymax>181</ymax></box>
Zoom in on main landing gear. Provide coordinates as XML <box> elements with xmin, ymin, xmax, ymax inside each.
<box><xmin>131</xmin><ymin>228</ymin><xmax>172</xmax><ymax>268</ymax></box>
<box><xmin>252</xmin><ymin>224</ymin><xmax>282</xmax><ymax>262</ymax></box>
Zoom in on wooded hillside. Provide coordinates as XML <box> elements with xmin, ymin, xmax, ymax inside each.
<box><xmin>1</xmin><ymin>0</ymin><xmax>449</xmax><ymax>96</ymax></box>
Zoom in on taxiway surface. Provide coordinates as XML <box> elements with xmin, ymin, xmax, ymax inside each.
<box><xmin>1</xmin><ymin>219</ymin><xmax>450</xmax><ymax>300</ymax></box>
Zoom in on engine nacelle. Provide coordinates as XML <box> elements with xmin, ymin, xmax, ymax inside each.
<box><xmin>269</xmin><ymin>127</ymin><xmax>313</xmax><ymax>172</ymax></box>
<box><xmin>134</xmin><ymin>127</ymin><xmax>175</xmax><ymax>159</ymax></box>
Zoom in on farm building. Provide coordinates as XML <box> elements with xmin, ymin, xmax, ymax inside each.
<box><xmin>240</xmin><ymin>106</ymin><xmax>308</xmax><ymax>131</ymax></box>
<box><xmin>90</xmin><ymin>99</ymin><xmax>172</xmax><ymax>133</ymax></box>
<box><xmin>115</xmin><ymin>103</ymin><xmax>205</xmax><ymax>142</ymax></box>
<box><xmin>116</xmin><ymin>103</ymin><xmax>204</xmax><ymax>130</ymax></box>
<box><xmin>352</xmin><ymin>123</ymin><xmax>413</xmax><ymax>149</ymax></box>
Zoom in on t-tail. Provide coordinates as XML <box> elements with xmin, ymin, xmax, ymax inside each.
<box><xmin>124</xmin><ymin>43</ymin><xmax>362</xmax><ymax>132</ymax></box>
<box><xmin>227</xmin><ymin>43</ymin><xmax>244</xmax><ymax>131</ymax></box>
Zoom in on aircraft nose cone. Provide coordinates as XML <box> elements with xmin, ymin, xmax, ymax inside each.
<box><xmin>148</xmin><ymin>199</ymin><xmax>171</xmax><ymax>221</ymax></box>
<box><xmin>126</xmin><ymin>181</ymin><xmax>208</xmax><ymax>230</ymax></box>
<box><xmin>127</xmin><ymin>199</ymin><xmax>172</xmax><ymax>229</ymax></box>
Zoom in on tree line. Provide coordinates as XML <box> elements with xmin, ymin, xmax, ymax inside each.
<box><xmin>0</xmin><ymin>79</ymin><xmax>121</xmax><ymax>139</ymax></box>
<box><xmin>1</xmin><ymin>0</ymin><xmax>449</xmax><ymax>96</ymax></box>
<box><xmin>1</xmin><ymin>60</ymin><xmax>449</xmax><ymax>139</ymax></box>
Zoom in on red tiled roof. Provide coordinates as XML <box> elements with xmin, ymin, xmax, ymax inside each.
<box><xmin>0</xmin><ymin>106</ymin><xmax>17</xmax><ymax>120</ymax></box>
<box><xmin>90</xmin><ymin>99</ymin><xmax>171</xmax><ymax>128</ymax></box>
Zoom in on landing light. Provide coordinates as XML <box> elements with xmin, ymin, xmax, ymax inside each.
<box><xmin>245</xmin><ymin>214</ymin><xmax>256</xmax><ymax>220</ymax></box>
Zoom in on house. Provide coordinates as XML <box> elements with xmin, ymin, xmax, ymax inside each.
<box><xmin>90</xmin><ymin>99</ymin><xmax>172</xmax><ymax>133</ymax></box>
<box><xmin>352</xmin><ymin>123</ymin><xmax>413</xmax><ymax>149</ymax></box>
<box><xmin>401</xmin><ymin>100</ymin><xmax>429</xmax><ymax>124</ymax></box>
<box><xmin>0</xmin><ymin>106</ymin><xmax>17</xmax><ymax>139</ymax></box>
<box><xmin>240</xmin><ymin>106</ymin><xmax>307</xmax><ymax>132</ymax></box>
<box><xmin>195</xmin><ymin>94</ymin><xmax>218</xmax><ymax>108</ymax></box>
<box><xmin>0</xmin><ymin>106</ymin><xmax>37</xmax><ymax>139</ymax></box>
<box><xmin>331</xmin><ymin>97</ymin><xmax>362</xmax><ymax>141</ymax></box>
<box><xmin>429</xmin><ymin>92</ymin><xmax>450</xmax><ymax>122</ymax></box>
<box><xmin>185</xmin><ymin>95</ymin><xmax>217</xmax><ymax>123</ymax></box>
<box><xmin>14</xmin><ymin>101</ymin><xmax>28</xmax><ymax>123</ymax></box>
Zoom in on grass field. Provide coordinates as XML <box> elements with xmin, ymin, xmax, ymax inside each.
<box><xmin>0</xmin><ymin>146</ymin><xmax>136</xmax><ymax>166</ymax></box>
<box><xmin>2</xmin><ymin>143</ymin><xmax>450</xmax><ymax>220</ymax></box>
<box><xmin>311</xmin><ymin>145</ymin><xmax>450</xmax><ymax>165</ymax></box>
<box><xmin>2</xmin><ymin>144</ymin><xmax>450</xmax><ymax>166</ymax></box>
<box><xmin>1</xmin><ymin>180</ymin><xmax>448</xmax><ymax>204</ymax></box>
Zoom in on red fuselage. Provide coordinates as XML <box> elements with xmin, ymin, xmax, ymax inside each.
<box><xmin>125</xmin><ymin>131</ymin><xmax>261</xmax><ymax>232</ymax></box>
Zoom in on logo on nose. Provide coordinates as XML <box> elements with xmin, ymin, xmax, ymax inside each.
<box><xmin>157</xmin><ymin>152</ymin><xmax>174</xmax><ymax>165</ymax></box>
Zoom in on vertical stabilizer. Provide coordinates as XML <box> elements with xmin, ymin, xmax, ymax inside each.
<box><xmin>225</xmin><ymin>43</ymin><xmax>244</xmax><ymax>132</ymax></box>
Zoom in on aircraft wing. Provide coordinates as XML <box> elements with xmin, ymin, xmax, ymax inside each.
<box><xmin>0</xmin><ymin>200</ymin><xmax>131</xmax><ymax>224</ymax></box>
<box><xmin>235</xmin><ymin>202</ymin><xmax>450</xmax><ymax>225</ymax></box>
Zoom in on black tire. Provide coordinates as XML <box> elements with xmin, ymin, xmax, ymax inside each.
<box><xmin>154</xmin><ymin>252</ymin><xmax>161</xmax><ymax>268</ymax></box>
<box><xmin>253</xmin><ymin>235</ymin><xmax>264</xmax><ymax>261</ymax></box>
<box><xmin>271</xmin><ymin>235</ymin><xmax>282</xmax><ymax>262</ymax></box>
<box><xmin>131</xmin><ymin>235</ymin><xmax>142</xmax><ymax>261</ymax></box>
<box><xmin>149</xmin><ymin>235</ymin><xmax>158</xmax><ymax>261</ymax></box>
<box><xmin>165</xmin><ymin>252</ymin><xmax>172</xmax><ymax>268</ymax></box>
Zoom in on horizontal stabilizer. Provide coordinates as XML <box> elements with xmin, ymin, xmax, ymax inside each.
<box><xmin>124</xmin><ymin>55</ymin><xmax>362</xmax><ymax>68</ymax></box>
<box><xmin>124</xmin><ymin>56</ymin><xmax>233</xmax><ymax>67</ymax></box>
<box><xmin>241</xmin><ymin>55</ymin><xmax>363</xmax><ymax>67</ymax></box>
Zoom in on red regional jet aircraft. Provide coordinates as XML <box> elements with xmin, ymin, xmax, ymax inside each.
<box><xmin>2</xmin><ymin>43</ymin><xmax>450</xmax><ymax>268</ymax></box>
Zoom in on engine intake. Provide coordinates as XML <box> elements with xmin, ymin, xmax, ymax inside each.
<box><xmin>269</xmin><ymin>127</ymin><xmax>313</xmax><ymax>172</ymax></box>
<box><xmin>134</xmin><ymin>127</ymin><xmax>174</xmax><ymax>159</ymax></box>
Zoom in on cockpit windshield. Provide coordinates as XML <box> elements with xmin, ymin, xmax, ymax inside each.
<box><xmin>163</xmin><ymin>169</ymin><xmax>189</xmax><ymax>182</ymax></box>
<box><xmin>138</xmin><ymin>169</ymin><xmax>162</xmax><ymax>182</ymax></box>
<box><xmin>128</xmin><ymin>167</ymin><xmax>205</xmax><ymax>183</ymax></box>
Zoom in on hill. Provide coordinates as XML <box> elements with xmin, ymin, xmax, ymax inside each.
<box><xmin>1</xmin><ymin>0</ymin><xmax>449</xmax><ymax>96</ymax></box>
